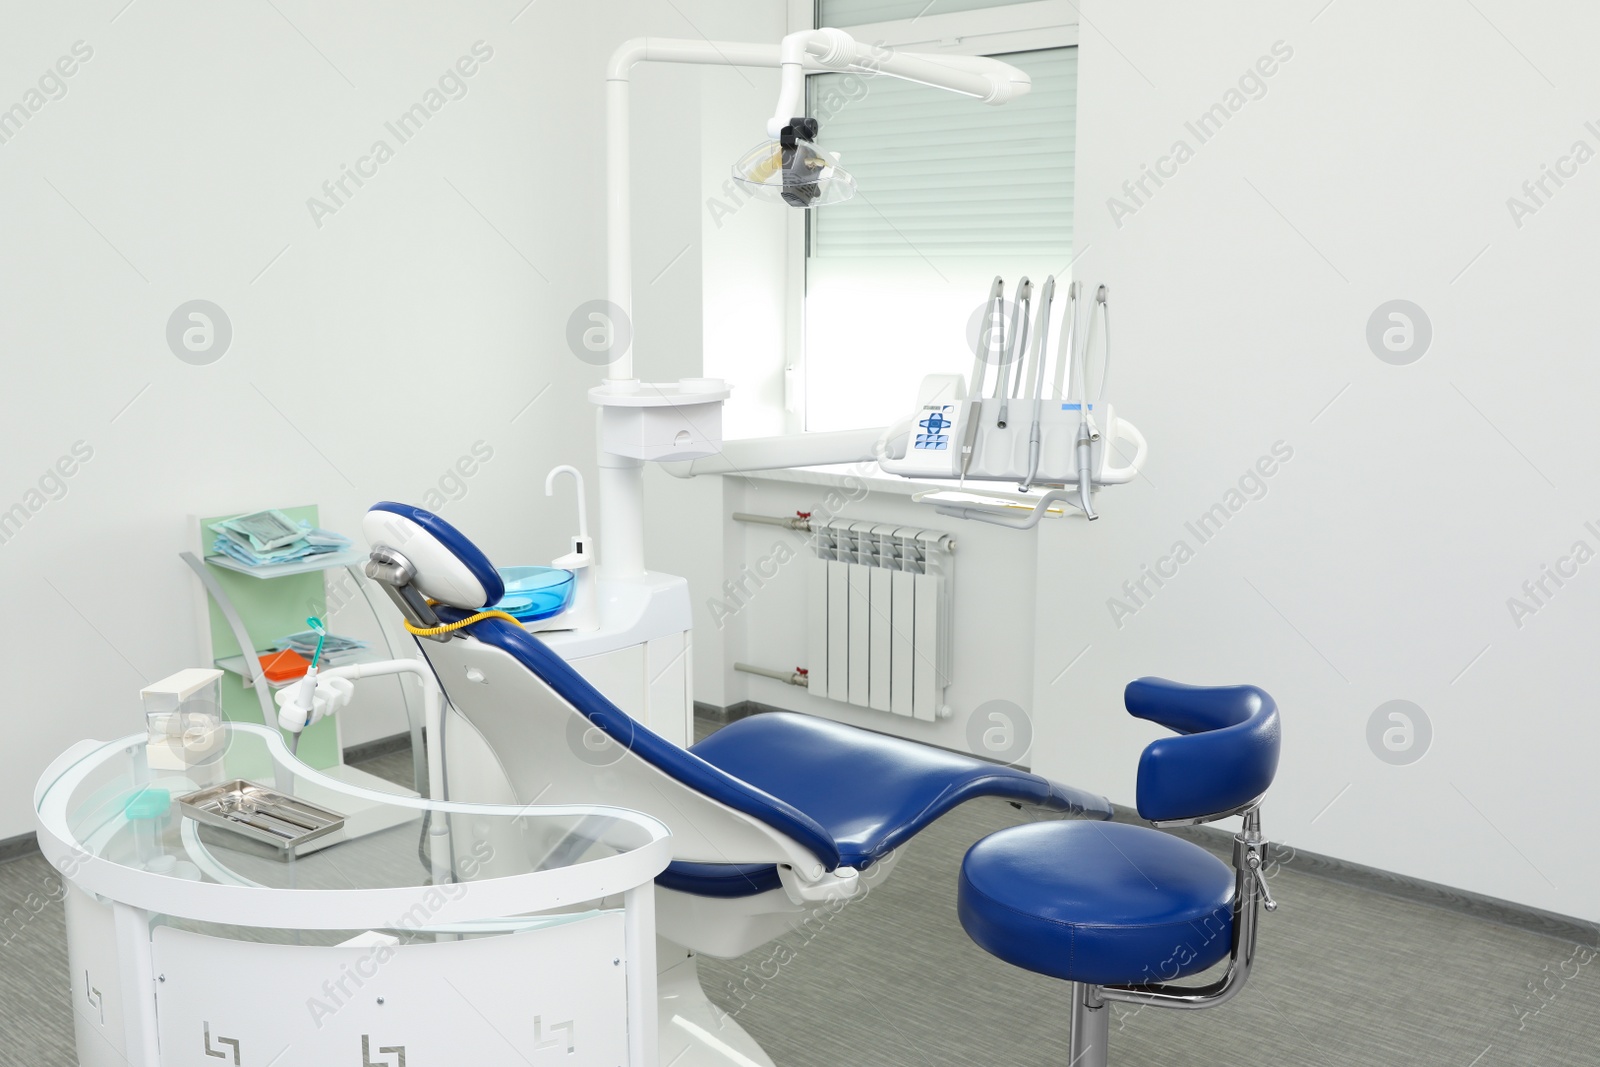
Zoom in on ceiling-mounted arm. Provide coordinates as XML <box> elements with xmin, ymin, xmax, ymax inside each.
<box><xmin>765</xmin><ymin>28</ymin><xmax>1030</xmax><ymax>137</ymax></box>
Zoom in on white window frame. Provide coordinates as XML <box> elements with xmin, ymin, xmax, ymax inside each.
<box><xmin>781</xmin><ymin>0</ymin><xmax>1080</xmax><ymax>434</ymax></box>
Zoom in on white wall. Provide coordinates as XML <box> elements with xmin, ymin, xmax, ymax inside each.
<box><xmin>0</xmin><ymin>0</ymin><xmax>784</xmax><ymax>841</ymax></box>
<box><xmin>1047</xmin><ymin>0</ymin><xmax>1600</xmax><ymax>923</ymax></box>
<box><xmin>670</xmin><ymin>0</ymin><xmax>1600</xmax><ymax>923</ymax></box>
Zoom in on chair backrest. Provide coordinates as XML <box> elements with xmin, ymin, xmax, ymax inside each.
<box><xmin>362</xmin><ymin>503</ymin><xmax>841</xmax><ymax>878</ymax></box>
<box><xmin>1125</xmin><ymin>677</ymin><xmax>1280</xmax><ymax>824</ymax></box>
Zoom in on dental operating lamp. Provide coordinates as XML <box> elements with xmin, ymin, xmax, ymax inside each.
<box><xmin>594</xmin><ymin>28</ymin><xmax>1033</xmax><ymax>579</ymax></box>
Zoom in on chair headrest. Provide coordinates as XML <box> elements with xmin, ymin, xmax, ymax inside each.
<box><xmin>1125</xmin><ymin>677</ymin><xmax>1280</xmax><ymax>824</ymax></box>
<box><xmin>363</xmin><ymin>502</ymin><xmax>505</xmax><ymax>610</ymax></box>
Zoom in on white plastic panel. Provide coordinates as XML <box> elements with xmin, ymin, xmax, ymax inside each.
<box><xmin>152</xmin><ymin>913</ymin><xmax>629</xmax><ymax>1065</ymax></box>
<box><xmin>568</xmin><ymin>644</ymin><xmax>648</xmax><ymax>721</ymax></box>
<box><xmin>646</xmin><ymin>632</ymin><xmax>690</xmax><ymax>749</ymax></box>
<box><xmin>65</xmin><ymin>889</ymin><xmax>125</xmax><ymax>1067</ymax></box>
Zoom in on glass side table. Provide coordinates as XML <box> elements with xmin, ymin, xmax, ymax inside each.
<box><xmin>35</xmin><ymin>722</ymin><xmax>672</xmax><ymax>1067</ymax></box>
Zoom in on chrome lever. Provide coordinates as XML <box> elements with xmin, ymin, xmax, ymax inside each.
<box><xmin>1245</xmin><ymin>847</ymin><xmax>1279</xmax><ymax>912</ymax></box>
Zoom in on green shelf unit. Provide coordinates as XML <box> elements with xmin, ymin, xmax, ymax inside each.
<box><xmin>185</xmin><ymin>504</ymin><xmax>362</xmax><ymax>772</ymax></box>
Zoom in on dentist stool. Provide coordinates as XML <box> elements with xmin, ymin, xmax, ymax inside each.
<box><xmin>958</xmin><ymin>678</ymin><xmax>1281</xmax><ymax>1067</ymax></box>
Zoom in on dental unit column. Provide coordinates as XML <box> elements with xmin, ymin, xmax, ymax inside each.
<box><xmin>600</xmin><ymin>39</ymin><xmax>785</xmax><ymax>580</ymax></box>
<box><xmin>603</xmin><ymin>42</ymin><xmax>643</xmax><ymax>579</ymax></box>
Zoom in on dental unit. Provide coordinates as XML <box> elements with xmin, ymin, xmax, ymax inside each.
<box><xmin>37</xmin><ymin>24</ymin><xmax>1177</xmax><ymax>1067</ymax></box>
<box><xmin>320</xmin><ymin>27</ymin><xmax>1152</xmax><ymax>1065</ymax></box>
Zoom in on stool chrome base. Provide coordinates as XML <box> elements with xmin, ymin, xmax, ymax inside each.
<box><xmin>1064</xmin><ymin>810</ymin><xmax>1279</xmax><ymax>1066</ymax></box>
<box><xmin>1068</xmin><ymin>983</ymin><xmax>1112</xmax><ymax>1067</ymax></box>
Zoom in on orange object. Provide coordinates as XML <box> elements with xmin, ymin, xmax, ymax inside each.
<box><xmin>258</xmin><ymin>649</ymin><xmax>311</xmax><ymax>683</ymax></box>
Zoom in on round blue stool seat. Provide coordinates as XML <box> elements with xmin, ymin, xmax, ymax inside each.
<box><xmin>959</xmin><ymin>821</ymin><xmax>1237</xmax><ymax>987</ymax></box>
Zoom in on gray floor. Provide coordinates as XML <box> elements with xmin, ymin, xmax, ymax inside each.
<box><xmin>5</xmin><ymin>743</ymin><xmax>1598</xmax><ymax>1066</ymax></box>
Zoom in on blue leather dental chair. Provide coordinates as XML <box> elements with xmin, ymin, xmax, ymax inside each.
<box><xmin>360</xmin><ymin>501</ymin><xmax>1114</xmax><ymax>1067</ymax></box>
<box><xmin>958</xmin><ymin>678</ymin><xmax>1281</xmax><ymax>1067</ymax></box>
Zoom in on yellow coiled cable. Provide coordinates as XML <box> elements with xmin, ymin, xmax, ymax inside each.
<box><xmin>402</xmin><ymin>607</ymin><xmax>524</xmax><ymax>637</ymax></box>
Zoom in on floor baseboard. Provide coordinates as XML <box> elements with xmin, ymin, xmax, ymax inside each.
<box><xmin>1116</xmin><ymin>803</ymin><xmax>1598</xmax><ymax>947</ymax></box>
<box><xmin>341</xmin><ymin>730</ymin><xmax>418</xmax><ymax>765</ymax></box>
<box><xmin>0</xmin><ymin>833</ymin><xmax>38</xmax><ymax>866</ymax></box>
<box><xmin>694</xmin><ymin>699</ymin><xmax>763</xmax><ymax>724</ymax></box>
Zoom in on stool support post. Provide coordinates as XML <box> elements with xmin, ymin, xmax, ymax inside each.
<box><xmin>1097</xmin><ymin>807</ymin><xmax>1273</xmax><ymax>1013</ymax></box>
<box><xmin>1068</xmin><ymin>982</ymin><xmax>1110</xmax><ymax>1067</ymax></box>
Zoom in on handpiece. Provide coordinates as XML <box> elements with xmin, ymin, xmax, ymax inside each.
<box><xmin>996</xmin><ymin>277</ymin><xmax>1032</xmax><ymax>429</ymax></box>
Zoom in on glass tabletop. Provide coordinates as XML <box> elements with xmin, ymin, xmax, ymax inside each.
<box><xmin>35</xmin><ymin>723</ymin><xmax>668</xmax><ymax>914</ymax></box>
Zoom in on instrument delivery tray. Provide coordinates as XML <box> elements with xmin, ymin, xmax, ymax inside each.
<box><xmin>176</xmin><ymin>780</ymin><xmax>345</xmax><ymax>852</ymax></box>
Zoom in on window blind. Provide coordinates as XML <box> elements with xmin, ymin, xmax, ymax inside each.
<box><xmin>808</xmin><ymin>47</ymin><xmax>1074</xmax><ymax>259</ymax></box>
<box><xmin>819</xmin><ymin>0</ymin><xmax>1026</xmax><ymax>25</ymax></box>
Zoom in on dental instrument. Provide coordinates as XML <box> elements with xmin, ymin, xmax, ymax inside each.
<box><xmin>1051</xmin><ymin>280</ymin><xmax>1078</xmax><ymax>402</ymax></box>
<box><xmin>1074</xmin><ymin>284</ymin><xmax>1110</xmax><ymax>519</ymax></box>
<box><xmin>305</xmin><ymin>614</ymin><xmax>327</xmax><ymax>669</ymax></box>
<box><xmin>967</xmin><ymin>276</ymin><xmax>1004</xmax><ymax>406</ymax></box>
<box><xmin>1020</xmin><ymin>275</ymin><xmax>1056</xmax><ymax>492</ymax></box>
<box><xmin>924</xmin><ymin>486</ymin><xmax>1084</xmax><ymax>530</ymax></box>
<box><xmin>996</xmin><ymin>276</ymin><xmax>1032</xmax><ymax>430</ymax></box>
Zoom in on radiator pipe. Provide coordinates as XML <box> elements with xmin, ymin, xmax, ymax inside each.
<box><xmin>733</xmin><ymin>511</ymin><xmax>814</xmax><ymax>531</ymax></box>
<box><xmin>732</xmin><ymin>511</ymin><xmax>957</xmax><ymax>551</ymax></box>
<box><xmin>735</xmin><ymin>662</ymin><xmax>809</xmax><ymax>687</ymax></box>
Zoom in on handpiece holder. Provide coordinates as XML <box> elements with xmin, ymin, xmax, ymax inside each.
<box><xmin>881</xmin><ymin>279</ymin><xmax>1146</xmax><ymax>529</ymax></box>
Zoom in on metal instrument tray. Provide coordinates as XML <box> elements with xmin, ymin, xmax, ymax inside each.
<box><xmin>176</xmin><ymin>780</ymin><xmax>345</xmax><ymax>852</ymax></box>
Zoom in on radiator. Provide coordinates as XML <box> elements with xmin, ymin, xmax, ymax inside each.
<box><xmin>806</xmin><ymin>519</ymin><xmax>954</xmax><ymax>721</ymax></box>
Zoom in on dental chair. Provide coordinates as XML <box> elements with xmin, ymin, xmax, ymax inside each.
<box><xmin>957</xmin><ymin>679</ymin><xmax>1281</xmax><ymax>1067</ymax></box>
<box><xmin>360</xmin><ymin>501</ymin><xmax>1114</xmax><ymax>1067</ymax></box>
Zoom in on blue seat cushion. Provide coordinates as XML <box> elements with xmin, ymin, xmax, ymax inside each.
<box><xmin>690</xmin><ymin>712</ymin><xmax>1113</xmax><ymax>872</ymax></box>
<box><xmin>959</xmin><ymin>821</ymin><xmax>1235</xmax><ymax>986</ymax></box>
<box><xmin>448</xmin><ymin>609</ymin><xmax>1109</xmax><ymax>900</ymax></box>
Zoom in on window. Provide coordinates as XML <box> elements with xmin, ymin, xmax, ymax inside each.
<box><xmin>796</xmin><ymin>7</ymin><xmax>1077</xmax><ymax>433</ymax></box>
